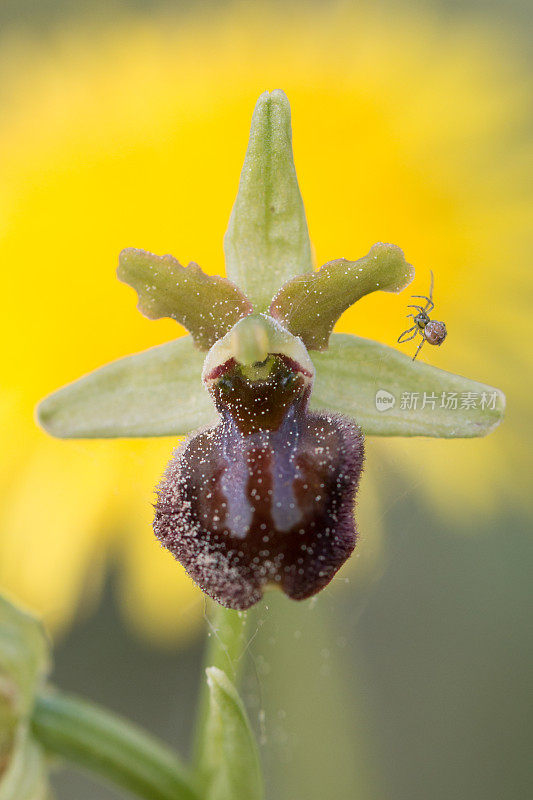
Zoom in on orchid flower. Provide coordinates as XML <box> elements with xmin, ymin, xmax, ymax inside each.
<box><xmin>38</xmin><ymin>90</ymin><xmax>504</xmax><ymax>610</ymax></box>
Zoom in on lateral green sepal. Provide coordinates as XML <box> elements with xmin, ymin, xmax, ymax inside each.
<box><xmin>36</xmin><ymin>337</ymin><xmax>218</xmax><ymax>439</ymax></box>
<box><xmin>310</xmin><ymin>334</ymin><xmax>505</xmax><ymax>437</ymax></box>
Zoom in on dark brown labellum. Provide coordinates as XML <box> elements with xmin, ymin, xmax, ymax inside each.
<box><xmin>154</xmin><ymin>353</ymin><xmax>364</xmax><ymax>609</ymax></box>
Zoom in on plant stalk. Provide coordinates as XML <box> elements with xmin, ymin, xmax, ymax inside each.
<box><xmin>193</xmin><ymin>601</ymin><xmax>249</xmax><ymax>771</ymax></box>
<box><xmin>32</xmin><ymin>689</ymin><xmax>200</xmax><ymax>800</ymax></box>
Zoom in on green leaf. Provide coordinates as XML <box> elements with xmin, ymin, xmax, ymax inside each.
<box><xmin>0</xmin><ymin>595</ymin><xmax>51</xmax><ymax>800</ymax></box>
<box><xmin>224</xmin><ymin>90</ymin><xmax>312</xmax><ymax>311</ymax></box>
<box><xmin>203</xmin><ymin>667</ymin><xmax>262</xmax><ymax>800</ymax></box>
<box><xmin>37</xmin><ymin>336</ymin><xmax>218</xmax><ymax>439</ymax></box>
<box><xmin>310</xmin><ymin>334</ymin><xmax>505</xmax><ymax>437</ymax></box>
<box><xmin>32</xmin><ymin>691</ymin><xmax>199</xmax><ymax>800</ymax></box>
<box><xmin>270</xmin><ymin>243</ymin><xmax>414</xmax><ymax>350</ymax></box>
<box><xmin>118</xmin><ymin>249</ymin><xmax>252</xmax><ymax>351</ymax></box>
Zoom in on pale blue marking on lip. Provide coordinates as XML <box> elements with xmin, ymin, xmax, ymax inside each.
<box><xmin>270</xmin><ymin>405</ymin><xmax>303</xmax><ymax>532</ymax></box>
<box><xmin>220</xmin><ymin>415</ymin><xmax>254</xmax><ymax>539</ymax></box>
<box><xmin>218</xmin><ymin>405</ymin><xmax>304</xmax><ymax>539</ymax></box>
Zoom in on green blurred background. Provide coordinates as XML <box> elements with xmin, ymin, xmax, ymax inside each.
<box><xmin>0</xmin><ymin>0</ymin><xmax>531</xmax><ymax>798</ymax></box>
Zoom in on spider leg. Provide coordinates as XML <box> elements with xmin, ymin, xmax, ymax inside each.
<box><xmin>407</xmin><ymin>304</ymin><xmax>425</xmax><ymax>313</ymax></box>
<box><xmin>412</xmin><ymin>336</ymin><xmax>426</xmax><ymax>361</ymax></box>
<box><xmin>411</xmin><ymin>295</ymin><xmax>434</xmax><ymax>313</ymax></box>
<box><xmin>397</xmin><ymin>325</ymin><xmax>418</xmax><ymax>343</ymax></box>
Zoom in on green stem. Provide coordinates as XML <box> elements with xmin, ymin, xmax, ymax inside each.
<box><xmin>32</xmin><ymin>689</ymin><xmax>200</xmax><ymax>800</ymax></box>
<box><xmin>193</xmin><ymin>601</ymin><xmax>249</xmax><ymax>771</ymax></box>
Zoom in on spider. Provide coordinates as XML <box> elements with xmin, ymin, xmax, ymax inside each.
<box><xmin>397</xmin><ymin>271</ymin><xmax>447</xmax><ymax>361</ymax></box>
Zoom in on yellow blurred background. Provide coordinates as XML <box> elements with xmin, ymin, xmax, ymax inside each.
<box><xmin>0</xmin><ymin>2</ymin><xmax>531</xmax><ymax>799</ymax></box>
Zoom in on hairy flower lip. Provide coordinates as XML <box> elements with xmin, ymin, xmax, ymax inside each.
<box><xmin>155</xmin><ymin>342</ymin><xmax>365</xmax><ymax>610</ymax></box>
<box><xmin>154</xmin><ymin>407</ymin><xmax>364</xmax><ymax>610</ymax></box>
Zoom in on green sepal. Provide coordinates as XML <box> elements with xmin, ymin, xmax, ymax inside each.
<box><xmin>36</xmin><ymin>337</ymin><xmax>217</xmax><ymax>439</ymax></box>
<box><xmin>310</xmin><ymin>334</ymin><xmax>505</xmax><ymax>437</ymax></box>
<box><xmin>202</xmin><ymin>667</ymin><xmax>262</xmax><ymax>800</ymax></box>
<box><xmin>0</xmin><ymin>595</ymin><xmax>51</xmax><ymax>800</ymax></box>
<box><xmin>118</xmin><ymin>248</ymin><xmax>252</xmax><ymax>350</ymax></box>
<box><xmin>224</xmin><ymin>90</ymin><xmax>312</xmax><ymax>311</ymax></box>
<box><xmin>270</xmin><ymin>243</ymin><xmax>414</xmax><ymax>350</ymax></box>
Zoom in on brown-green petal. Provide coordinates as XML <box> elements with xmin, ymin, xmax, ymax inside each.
<box><xmin>270</xmin><ymin>243</ymin><xmax>414</xmax><ymax>350</ymax></box>
<box><xmin>117</xmin><ymin>248</ymin><xmax>252</xmax><ymax>350</ymax></box>
<box><xmin>310</xmin><ymin>334</ymin><xmax>505</xmax><ymax>437</ymax></box>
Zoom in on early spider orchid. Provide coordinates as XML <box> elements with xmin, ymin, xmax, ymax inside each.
<box><xmin>397</xmin><ymin>271</ymin><xmax>447</xmax><ymax>360</ymax></box>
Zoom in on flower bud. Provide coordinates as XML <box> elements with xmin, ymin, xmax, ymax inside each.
<box><xmin>0</xmin><ymin>595</ymin><xmax>50</xmax><ymax>798</ymax></box>
<box><xmin>154</xmin><ymin>316</ymin><xmax>364</xmax><ymax>609</ymax></box>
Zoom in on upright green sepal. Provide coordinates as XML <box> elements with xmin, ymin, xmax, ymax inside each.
<box><xmin>202</xmin><ymin>667</ymin><xmax>262</xmax><ymax>800</ymax></box>
<box><xmin>118</xmin><ymin>248</ymin><xmax>252</xmax><ymax>350</ymax></box>
<box><xmin>224</xmin><ymin>90</ymin><xmax>312</xmax><ymax>310</ymax></box>
<box><xmin>270</xmin><ymin>243</ymin><xmax>414</xmax><ymax>350</ymax></box>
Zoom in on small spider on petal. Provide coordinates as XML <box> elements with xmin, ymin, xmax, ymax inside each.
<box><xmin>397</xmin><ymin>271</ymin><xmax>447</xmax><ymax>360</ymax></box>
